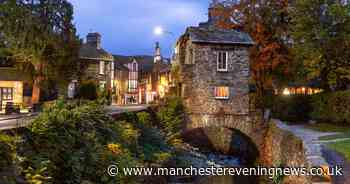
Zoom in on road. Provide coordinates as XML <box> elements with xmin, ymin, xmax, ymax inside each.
<box><xmin>106</xmin><ymin>104</ymin><xmax>149</xmax><ymax>115</ymax></box>
<box><xmin>0</xmin><ymin>116</ymin><xmax>34</xmax><ymax>130</ymax></box>
<box><xmin>0</xmin><ymin>105</ymin><xmax>149</xmax><ymax>130</ymax></box>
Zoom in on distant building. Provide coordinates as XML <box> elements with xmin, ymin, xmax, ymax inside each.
<box><xmin>114</xmin><ymin>62</ymin><xmax>129</xmax><ymax>104</ymax></box>
<box><xmin>174</xmin><ymin>4</ymin><xmax>254</xmax><ymax>129</ymax></box>
<box><xmin>0</xmin><ymin>59</ymin><xmax>32</xmax><ymax>112</ymax></box>
<box><xmin>114</xmin><ymin>42</ymin><xmax>172</xmax><ymax>104</ymax></box>
<box><xmin>79</xmin><ymin>33</ymin><xmax>114</xmax><ymax>91</ymax></box>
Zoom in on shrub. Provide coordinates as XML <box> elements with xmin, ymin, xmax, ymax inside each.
<box><xmin>98</xmin><ymin>88</ymin><xmax>112</xmax><ymax>105</ymax></box>
<box><xmin>310</xmin><ymin>91</ymin><xmax>350</xmax><ymax>124</ymax></box>
<box><xmin>77</xmin><ymin>80</ymin><xmax>98</xmax><ymax>100</ymax></box>
<box><xmin>271</xmin><ymin>95</ymin><xmax>312</xmax><ymax>122</ymax></box>
<box><xmin>20</xmin><ymin>100</ymin><xmax>139</xmax><ymax>184</ymax></box>
<box><xmin>0</xmin><ymin>133</ymin><xmax>17</xmax><ymax>171</ymax></box>
<box><xmin>156</xmin><ymin>96</ymin><xmax>185</xmax><ymax>145</ymax></box>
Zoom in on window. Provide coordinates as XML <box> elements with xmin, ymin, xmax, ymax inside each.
<box><xmin>215</xmin><ymin>86</ymin><xmax>229</xmax><ymax>99</ymax></box>
<box><xmin>217</xmin><ymin>51</ymin><xmax>228</xmax><ymax>71</ymax></box>
<box><xmin>99</xmin><ymin>61</ymin><xmax>105</xmax><ymax>74</ymax></box>
<box><xmin>111</xmin><ymin>62</ymin><xmax>115</xmax><ymax>79</ymax></box>
<box><xmin>1</xmin><ymin>88</ymin><xmax>13</xmax><ymax>100</ymax></box>
<box><xmin>132</xmin><ymin>62</ymin><xmax>137</xmax><ymax>71</ymax></box>
<box><xmin>128</xmin><ymin>80</ymin><xmax>137</xmax><ymax>92</ymax></box>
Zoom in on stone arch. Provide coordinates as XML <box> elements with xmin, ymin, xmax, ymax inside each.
<box><xmin>183</xmin><ymin>113</ymin><xmax>267</xmax><ymax>165</ymax></box>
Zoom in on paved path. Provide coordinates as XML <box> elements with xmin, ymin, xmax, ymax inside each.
<box><xmin>0</xmin><ymin>116</ymin><xmax>34</xmax><ymax>130</ymax></box>
<box><xmin>0</xmin><ymin>105</ymin><xmax>149</xmax><ymax>130</ymax></box>
<box><xmin>275</xmin><ymin>119</ymin><xmax>339</xmax><ymax>167</ymax></box>
<box><xmin>106</xmin><ymin>104</ymin><xmax>149</xmax><ymax>115</ymax></box>
<box><xmin>275</xmin><ymin>120</ymin><xmax>350</xmax><ymax>184</ymax></box>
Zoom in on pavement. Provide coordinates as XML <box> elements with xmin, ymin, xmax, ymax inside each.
<box><xmin>275</xmin><ymin>119</ymin><xmax>339</xmax><ymax>167</ymax></box>
<box><xmin>106</xmin><ymin>104</ymin><xmax>149</xmax><ymax>115</ymax></box>
<box><xmin>0</xmin><ymin>105</ymin><xmax>149</xmax><ymax>130</ymax></box>
<box><xmin>275</xmin><ymin>119</ymin><xmax>342</xmax><ymax>184</ymax></box>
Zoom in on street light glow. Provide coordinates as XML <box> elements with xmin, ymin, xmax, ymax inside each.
<box><xmin>154</xmin><ymin>26</ymin><xmax>163</xmax><ymax>35</ymax></box>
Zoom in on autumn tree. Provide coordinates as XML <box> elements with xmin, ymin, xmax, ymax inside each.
<box><xmin>291</xmin><ymin>0</ymin><xmax>350</xmax><ymax>91</ymax></box>
<box><xmin>0</xmin><ymin>0</ymin><xmax>80</xmax><ymax>104</ymax></box>
<box><xmin>211</xmin><ymin>0</ymin><xmax>293</xmax><ymax>108</ymax></box>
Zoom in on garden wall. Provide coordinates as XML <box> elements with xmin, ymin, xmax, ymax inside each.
<box><xmin>262</xmin><ymin>123</ymin><xmax>311</xmax><ymax>184</ymax></box>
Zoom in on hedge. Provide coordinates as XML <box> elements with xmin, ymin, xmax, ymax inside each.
<box><xmin>269</xmin><ymin>90</ymin><xmax>350</xmax><ymax>124</ymax></box>
<box><xmin>270</xmin><ymin>95</ymin><xmax>312</xmax><ymax>122</ymax></box>
<box><xmin>310</xmin><ymin>91</ymin><xmax>350</xmax><ymax>124</ymax></box>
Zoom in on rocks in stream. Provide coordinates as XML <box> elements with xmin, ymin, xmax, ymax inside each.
<box><xmin>178</xmin><ymin>143</ymin><xmax>240</xmax><ymax>168</ymax></box>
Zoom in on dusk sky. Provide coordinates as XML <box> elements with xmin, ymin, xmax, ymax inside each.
<box><xmin>69</xmin><ymin>0</ymin><xmax>211</xmax><ymax>57</ymax></box>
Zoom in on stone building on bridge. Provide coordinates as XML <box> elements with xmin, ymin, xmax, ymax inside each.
<box><xmin>174</xmin><ymin>5</ymin><xmax>254</xmax><ymax>130</ymax></box>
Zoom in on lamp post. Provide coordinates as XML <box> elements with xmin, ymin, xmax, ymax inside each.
<box><xmin>153</xmin><ymin>26</ymin><xmax>176</xmax><ymax>63</ymax></box>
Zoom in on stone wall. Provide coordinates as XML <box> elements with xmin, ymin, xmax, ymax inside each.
<box><xmin>181</xmin><ymin>43</ymin><xmax>250</xmax><ymax>116</ymax></box>
<box><xmin>262</xmin><ymin>123</ymin><xmax>311</xmax><ymax>184</ymax></box>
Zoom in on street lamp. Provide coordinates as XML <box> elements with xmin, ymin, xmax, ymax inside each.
<box><xmin>154</xmin><ymin>26</ymin><xmax>164</xmax><ymax>36</ymax></box>
<box><xmin>153</xmin><ymin>26</ymin><xmax>174</xmax><ymax>36</ymax></box>
<box><xmin>153</xmin><ymin>26</ymin><xmax>176</xmax><ymax>63</ymax></box>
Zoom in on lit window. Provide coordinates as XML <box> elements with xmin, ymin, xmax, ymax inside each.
<box><xmin>111</xmin><ymin>62</ymin><xmax>115</xmax><ymax>79</ymax></box>
<box><xmin>215</xmin><ymin>86</ymin><xmax>229</xmax><ymax>99</ymax></box>
<box><xmin>99</xmin><ymin>61</ymin><xmax>105</xmax><ymax>74</ymax></box>
<box><xmin>1</xmin><ymin>88</ymin><xmax>13</xmax><ymax>100</ymax></box>
<box><xmin>217</xmin><ymin>51</ymin><xmax>228</xmax><ymax>71</ymax></box>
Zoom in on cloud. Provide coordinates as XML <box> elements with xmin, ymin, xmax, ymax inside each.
<box><xmin>68</xmin><ymin>0</ymin><xmax>210</xmax><ymax>56</ymax></box>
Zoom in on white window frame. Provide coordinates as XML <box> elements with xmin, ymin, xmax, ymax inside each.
<box><xmin>214</xmin><ymin>86</ymin><xmax>230</xmax><ymax>100</ymax></box>
<box><xmin>217</xmin><ymin>51</ymin><xmax>228</xmax><ymax>72</ymax></box>
<box><xmin>99</xmin><ymin>61</ymin><xmax>105</xmax><ymax>75</ymax></box>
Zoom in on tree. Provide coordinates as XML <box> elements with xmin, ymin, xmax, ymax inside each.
<box><xmin>211</xmin><ymin>0</ymin><xmax>293</xmax><ymax>108</ymax></box>
<box><xmin>291</xmin><ymin>0</ymin><xmax>350</xmax><ymax>91</ymax></box>
<box><xmin>0</xmin><ymin>0</ymin><xmax>80</xmax><ymax>104</ymax></box>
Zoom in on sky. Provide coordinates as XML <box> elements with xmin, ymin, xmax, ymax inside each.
<box><xmin>69</xmin><ymin>0</ymin><xmax>211</xmax><ymax>57</ymax></box>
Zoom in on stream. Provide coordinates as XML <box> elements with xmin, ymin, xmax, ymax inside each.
<box><xmin>172</xmin><ymin>144</ymin><xmax>258</xmax><ymax>184</ymax></box>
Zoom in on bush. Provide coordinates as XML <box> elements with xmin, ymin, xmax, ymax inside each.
<box><xmin>271</xmin><ymin>95</ymin><xmax>312</xmax><ymax>122</ymax></box>
<box><xmin>20</xmin><ymin>100</ymin><xmax>139</xmax><ymax>184</ymax></box>
<box><xmin>310</xmin><ymin>91</ymin><xmax>350</xmax><ymax>124</ymax></box>
<box><xmin>98</xmin><ymin>89</ymin><xmax>112</xmax><ymax>105</ymax></box>
<box><xmin>77</xmin><ymin>80</ymin><xmax>98</xmax><ymax>100</ymax></box>
<box><xmin>156</xmin><ymin>96</ymin><xmax>185</xmax><ymax>146</ymax></box>
<box><xmin>0</xmin><ymin>133</ymin><xmax>17</xmax><ymax>171</ymax></box>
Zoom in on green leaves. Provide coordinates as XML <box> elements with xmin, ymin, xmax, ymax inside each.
<box><xmin>291</xmin><ymin>0</ymin><xmax>350</xmax><ymax>90</ymax></box>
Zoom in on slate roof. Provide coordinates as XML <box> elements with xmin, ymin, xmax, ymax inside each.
<box><xmin>114</xmin><ymin>55</ymin><xmax>155</xmax><ymax>72</ymax></box>
<box><xmin>115</xmin><ymin>62</ymin><xmax>129</xmax><ymax>71</ymax></box>
<box><xmin>186</xmin><ymin>21</ymin><xmax>254</xmax><ymax>45</ymax></box>
<box><xmin>79</xmin><ymin>43</ymin><xmax>113</xmax><ymax>61</ymax></box>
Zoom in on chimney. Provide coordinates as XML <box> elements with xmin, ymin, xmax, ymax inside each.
<box><xmin>86</xmin><ymin>32</ymin><xmax>101</xmax><ymax>49</ymax></box>
<box><xmin>209</xmin><ymin>1</ymin><xmax>221</xmax><ymax>22</ymax></box>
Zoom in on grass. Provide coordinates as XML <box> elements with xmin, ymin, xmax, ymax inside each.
<box><xmin>303</xmin><ymin>123</ymin><xmax>350</xmax><ymax>133</ymax></box>
<box><xmin>319</xmin><ymin>133</ymin><xmax>350</xmax><ymax>141</ymax></box>
<box><xmin>304</xmin><ymin>122</ymin><xmax>350</xmax><ymax>140</ymax></box>
<box><xmin>327</xmin><ymin>140</ymin><xmax>350</xmax><ymax>161</ymax></box>
<box><xmin>303</xmin><ymin>122</ymin><xmax>350</xmax><ymax>161</ymax></box>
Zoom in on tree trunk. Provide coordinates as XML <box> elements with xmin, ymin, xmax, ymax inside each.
<box><xmin>31</xmin><ymin>63</ymin><xmax>43</xmax><ymax>105</ymax></box>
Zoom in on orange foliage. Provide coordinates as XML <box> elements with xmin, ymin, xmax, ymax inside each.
<box><xmin>211</xmin><ymin>0</ymin><xmax>292</xmax><ymax>97</ymax></box>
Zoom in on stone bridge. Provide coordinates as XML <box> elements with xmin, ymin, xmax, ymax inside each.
<box><xmin>182</xmin><ymin>112</ymin><xmax>312</xmax><ymax>184</ymax></box>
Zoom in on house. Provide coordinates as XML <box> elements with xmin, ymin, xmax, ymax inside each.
<box><xmin>0</xmin><ymin>58</ymin><xmax>32</xmax><ymax>112</ymax></box>
<box><xmin>79</xmin><ymin>33</ymin><xmax>114</xmax><ymax>91</ymax></box>
<box><xmin>114</xmin><ymin>61</ymin><xmax>129</xmax><ymax>104</ymax></box>
<box><xmin>114</xmin><ymin>42</ymin><xmax>172</xmax><ymax>104</ymax></box>
<box><xmin>173</xmin><ymin>4</ymin><xmax>254</xmax><ymax>129</ymax></box>
<box><xmin>277</xmin><ymin>79</ymin><xmax>323</xmax><ymax>95</ymax></box>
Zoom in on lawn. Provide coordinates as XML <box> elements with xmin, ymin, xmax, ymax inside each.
<box><xmin>327</xmin><ymin>140</ymin><xmax>350</xmax><ymax>161</ymax></box>
<box><xmin>304</xmin><ymin>123</ymin><xmax>350</xmax><ymax>133</ymax></box>
<box><xmin>304</xmin><ymin>123</ymin><xmax>350</xmax><ymax>141</ymax></box>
